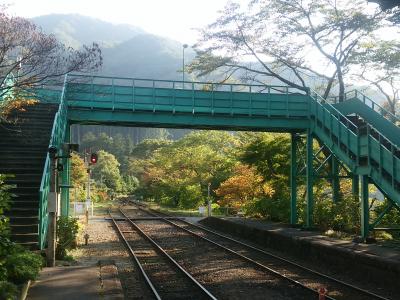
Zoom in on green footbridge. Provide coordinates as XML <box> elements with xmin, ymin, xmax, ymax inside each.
<box><xmin>13</xmin><ymin>74</ymin><xmax>400</xmax><ymax>248</ymax></box>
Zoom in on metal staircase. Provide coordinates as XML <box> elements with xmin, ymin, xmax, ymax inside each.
<box><xmin>0</xmin><ymin>103</ymin><xmax>58</xmax><ymax>249</ymax></box>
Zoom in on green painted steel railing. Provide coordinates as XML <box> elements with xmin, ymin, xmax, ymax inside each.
<box><xmin>65</xmin><ymin>74</ymin><xmax>310</xmax><ymax>119</ymax></box>
<box><xmin>38</xmin><ymin>75</ymin><xmax>69</xmax><ymax>249</ymax></box>
<box><xmin>0</xmin><ymin>72</ymin><xmax>16</xmax><ymax>101</ymax></box>
<box><xmin>331</xmin><ymin>90</ymin><xmax>400</xmax><ymax>126</ymax></box>
<box><xmin>310</xmin><ymin>89</ymin><xmax>400</xmax><ymax>208</ymax></box>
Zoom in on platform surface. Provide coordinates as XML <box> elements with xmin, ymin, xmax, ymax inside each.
<box><xmin>27</xmin><ymin>266</ymin><xmax>100</xmax><ymax>300</ymax></box>
<box><xmin>219</xmin><ymin>217</ymin><xmax>400</xmax><ymax>264</ymax></box>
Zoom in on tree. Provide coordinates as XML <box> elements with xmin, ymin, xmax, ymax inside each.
<box><xmin>0</xmin><ymin>7</ymin><xmax>102</xmax><ymax>100</ymax></box>
<box><xmin>353</xmin><ymin>40</ymin><xmax>400</xmax><ymax>116</ymax></box>
<box><xmin>91</xmin><ymin>150</ymin><xmax>122</xmax><ymax>192</ymax></box>
<box><xmin>188</xmin><ymin>0</ymin><xmax>389</xmax><ymax>100</ymax></box>
<box><xmin>215</xmin><ymin>164</ymin><xmax>265</xmax><ymax>209</ymax></box>
<box><xmin>70</xmin><ymin>153</ymin><xmax>87</xmax><ymax>187</ymax></box>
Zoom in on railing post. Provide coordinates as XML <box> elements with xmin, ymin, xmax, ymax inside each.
<box><xmin>192</xmin><ymin>82</ymin><xmax>195</xmax><ymax>114</ymax></box>
<box><xmin>331</xmin><ymin>156</ymin><xmax>340</xmax><ymax>203</ymax></box>
<box><xmin>152</xmin><ymin>80</ymin><xmax>155</xmax><ymax>113</ymax></box>
<box><xmin>132</xmin><ymin>79</ymin><xmax>135</xmax><ymax>112</ymax></box>
<box><xmin>61</xmin><ymin>123</ymin><xmax>70</xmax><ymax>216</ymax></box>
<box><xmin>91</xmin><ymin>77</ymin><xmax>94</xmax><ymax>110</ymax></box>
<box><xmin>172</xmin><ymin>81</ymin><xmax>176</xmax><ymax>114</ymax></box>
<box><xmin>268</xmin><ymin>87</ymin><xmax>271</xmax><ymax>117</ymax></box>
<box><xmin>249</xmin><ymin>86</ymin><xmax>252</xmax><ymax>117</ymax></box>
<box><xmin>392</xmin><ymin>144</ymin><xmax>396</xmax><ymax>188</ymax></box>
<box><xmin>290</xmin><ymin>133</ymin><xmax>298</xmax><ymax>225</ymax></box>
<box><xmin>286</xmin><ymin>86</ymin><xmax>289</xmax><ymax>117</ymax></box>
<box><xmin>361</xmin><ymin>175</ymin><xmax>370</xmax><ymax>241</ymax></box>
<box><xmin>379</xmin><ymin>134</ymin><xmax>383</xmax><ymax>176</ymax></box>
<box><xmin>47</xmin><ymin>147</ymin><xmax>58</xmax><ymax>267</ymax></box>
<box><xmin>306</xmin><ymin>130</ymin><xmax>314</xmax><ymax>228</ymax></box>
<box><xmin>112</xmin><ymin>78</ymin><xmax>115</xmax><ymax>111</ymax></box>
<box><xmin>211</xmin><ymin>83</ymin><xmax>214</xmax><ymax>115</ymax></box>
<box><xmin>230</xmin><ymin>85</ymin><xmax>233</xmax><ymax>116</ymax></box>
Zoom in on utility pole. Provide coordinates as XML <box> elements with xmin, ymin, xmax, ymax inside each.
<box><xmin>207</xmin><ymin>182</ymin><xmax>212</xmax><ymax>217</ymax></box>
<box><xmin>47</xmin><ymin>146</ymin><xmax>58</xmax><ymax>267</ymax></box>
<box><xmin>182</xmin><ymin>44</ymin><xmax>188</xmax><ymax>85</ymax></box>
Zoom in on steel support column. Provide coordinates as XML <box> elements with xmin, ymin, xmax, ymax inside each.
<box><xmin>352</xmin><ymin>174</ymin><xmax>359</xmax><ymax>199</ymax></box>
<box><xmin>306</xmin><ymin>130</ymin><xmax>314</xmax><ymax>228</ymax></box>
<box><xmin>332</xmin><ymin>156</ymin><xmax>340</xmax><ymax>202</ymax></box>
<box><xmin>290</xmin><ymin>133</ymin><xmax>298</xmax><ymax>225</ymax></box>
<box><xmin>361</xmin><ymin>175</ymin><xmax>370</xmax><ymax>240</ymax></box>
<box><xmin>61</xmin><ymin>124</ymin><xmax>70</xmax><ymax>216</ymax></box>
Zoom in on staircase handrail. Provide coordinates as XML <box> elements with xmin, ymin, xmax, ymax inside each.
<box><xmin>311</xmin><ymin>88</ymin><xmax>400</xmax><ymax>187</ymax></box>
<box><xmin>0</xmin><ymin>72</ymin><xmax>16</xmax><ymax>101</ymax></box>
<box><xmin>331</xmin><ymin>90</ymin><xmax>400</xmax><ymax>126</ymax></box>
<box><xmin>308</xmin><ymin>88</ymin><xmax>359</xmax><ymax>133</ymax></box>
<box><xmin>38</xmin><ymin>74</ymin><xmax>69</xmax><ymax>249</ymax></box>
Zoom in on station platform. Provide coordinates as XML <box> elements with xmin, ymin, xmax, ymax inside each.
<box><xmin>199</xmin><ymin>217</ymin><xmax>400</xmax><ymax>291</ymax></box>
<box><xmin>27</xmin><ymin>261</ymin><xmax>123</xmax><ymax>300</ymax></box>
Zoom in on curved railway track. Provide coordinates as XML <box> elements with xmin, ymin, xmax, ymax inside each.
<box><xmin>124</xmin><ymin>202</ymin><xmax>392</xmax><ymax>300</ymax></box>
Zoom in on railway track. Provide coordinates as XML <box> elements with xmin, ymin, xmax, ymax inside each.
<box><xmin>125</xmin><ymin>203</ymin><xmax>392</xmax><ymax>300</ymax></box>
<box><xmin>109</xmin><ymin>209</ymin><xmax>217</xmax><ymax>300</ymax></box>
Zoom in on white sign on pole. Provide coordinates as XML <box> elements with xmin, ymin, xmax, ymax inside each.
<box><xmin>75</xmin><ymin>203</ymin><xmax>84</xmax><ymax>214</ymax></box>
<box><xmin>198</xmin><ymin>206</ymin><xmax>206</xmax><ymax>215</ymax></box>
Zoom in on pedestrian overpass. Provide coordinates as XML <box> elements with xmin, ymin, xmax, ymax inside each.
<box><xmin>5</xmin><ymin>73</ymin><xmax>400</xmax><ymax>249</ymax></box>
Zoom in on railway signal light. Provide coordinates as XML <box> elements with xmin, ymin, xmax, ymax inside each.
<box><xmin>90</xmin><ymin>153</ymin><xmax>98</xmax><ymax>165</ymax></box>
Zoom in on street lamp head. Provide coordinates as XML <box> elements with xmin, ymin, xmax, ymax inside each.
<box><xmin>183</xmin><ymin>44</ymin><xmax>188</xmax><ymax>49</ymax></box>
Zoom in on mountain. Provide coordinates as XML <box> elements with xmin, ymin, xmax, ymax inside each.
<box><xmin>33</xmin><ymin>14</ymin><xmax>145</xmax><ymax>48</ymax></box>
<box><xmin>32</xmin><ymin>14</ymin><xmax>193</xmax><ymax>80</ymax></box>
<box><xmin>102</xmin><ymin>34</ymin><xmax>184</xmax><ymax>79</ymax></box>
<box><xmin>32</xmin><ymin>14</ymin><xmax>195</xmax><ymax>142</ymax></box>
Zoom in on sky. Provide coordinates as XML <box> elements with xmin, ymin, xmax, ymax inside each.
<box><xmin>5</xmin><ymin>0</ymin><xmax>230</xmax><ymax>44</ymax></box>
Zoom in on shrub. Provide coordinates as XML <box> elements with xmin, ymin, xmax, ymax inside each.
<box><xmin>0</xmin><ymin>281</ymin><xmax>18</xmax><ymax>300</ymax></box>
<box><xmin>5</xmin><ymin>247</ymin><xmax>43</xmax><ymax>284</ymax></box>
<box><xmin>56</xmin><ymin>216</ymin><xmax>80</xmax><ymax>260</ymax></box>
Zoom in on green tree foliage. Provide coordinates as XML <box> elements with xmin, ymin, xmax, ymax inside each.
<box><xmin>132</xmin><ymin>131</ymin><xmax>237</xmax><ymax>208</ymax></box>
<box><xmin>352</xmin><ymin>40</ymin><xmax>400</xmax><ymax>116</ymax></box>
<box><xmin>188</xmin><ymin>0</ymin><xmax>393</xmax><ymax>100</ymax></box>
<box><xmin>0</xmin><ymin>176</ymin><xmax>43</xmax><ymax>298</ymax></box>
<box><xmin>91</xmin><ymin>150</ymin><xmax>123</xmax><ymax>192</ymax></box>
<box><xmin>70</xmin><ymin>153</ymin><xmax>87</xmax><ymax>187</ymax></box>
<box><xmin>0</xmin><ymin>175</ymin><xmax>12</xmax><ymax>237</ymax></box>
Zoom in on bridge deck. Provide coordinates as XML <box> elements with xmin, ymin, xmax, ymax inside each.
<box><xmin>65</xmin><ymin>76</ymin><xmax>311</xmax><ymax>131</ymax></box>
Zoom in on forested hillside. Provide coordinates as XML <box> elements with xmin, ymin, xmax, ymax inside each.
<box><xmin>33</xmin><ymin>14</ymin><xmax>195</xmax><ymax>143</ymax></box>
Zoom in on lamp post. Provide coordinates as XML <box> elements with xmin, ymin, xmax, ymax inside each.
<box><xmin>182</xmin><ymin>44</ymin><xmax>188</xmax><ymax>85</ymax></box>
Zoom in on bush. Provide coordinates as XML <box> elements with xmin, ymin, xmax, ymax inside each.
<box><xmin>5</xmin><ymin>247</ymin><xmax>43</xmax><ymax>284</ymax></box>
<box><xmin>0</xmin><ymin>281</ymin><xmax>18</xmax><ymax>300</ymax></box>
<box><xmin>56</xmin><ymin>216</ymin><xmax>80</xmax><ymax>260</ymax></box>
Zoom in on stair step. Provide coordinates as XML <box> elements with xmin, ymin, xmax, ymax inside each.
<box><xmin>10</xmin><ymin>233</ymin><xmax>39</xmax><ymax>244</ymax></box>
<box><xmin>6</xmin><ymin>173</ymin><xmax>42</xmax><ymax>182</ymax></box>
<box><xmin>0</xmin><ymin>166</ymin><xmax>45</xmax><ymax>173</ymax></box>
<box><xmin>10</xmin><ymin>224</ymin><xmax>39</xmax><ymax>234</ymax></box>
<box><xmin>6</xmin><ymin>180</ymin><xmax>42</xmax><ymax>187</ymax></box>
<box><xmin>6</xmin><ymin>207</ymin><xmax>39</xmax><ymax>217</ymax></box>
<box><xmin>1</xmin><ymin>160</ymin><xmax>45</xmax><ymax>166</ymax></box>
<box><xmin>9</xmin><ymin>200</ymin><xmax>39</xmax><ymax>209</ymax></box>
<box><xmin>9</xmin><ymin>216</ymin><xmax>39</xmax><ymax>225</ymax></box>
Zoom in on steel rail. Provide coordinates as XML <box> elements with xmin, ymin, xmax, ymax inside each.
<box><xmin>147</xmin><ymin>207</ymin><xmax>389</xmax><ymax>299</ymax></box>
<box><xmin>135</xmin><ymin>204</ymin><xmax>390</xmax><ymax>300</ymax></box>
<box><xmin>123</xmin><ymin>206</ymin><xmax>330</xmax><ymax>300</ymax></box>
<box><xmin>117</xmin><ymin>208</ymin><xmax>218</xmax><ymax>300</ymax></box>
<box><xmin>108</xmin><ymin>210</ymin><xmax>161</xmax><ymax>300</ymax></box>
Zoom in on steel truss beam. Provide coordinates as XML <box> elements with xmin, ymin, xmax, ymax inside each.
<box><xmin>290</xmin><ymin>131</ymin><xmax>357</xmax><ymax>229</ymax></box>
